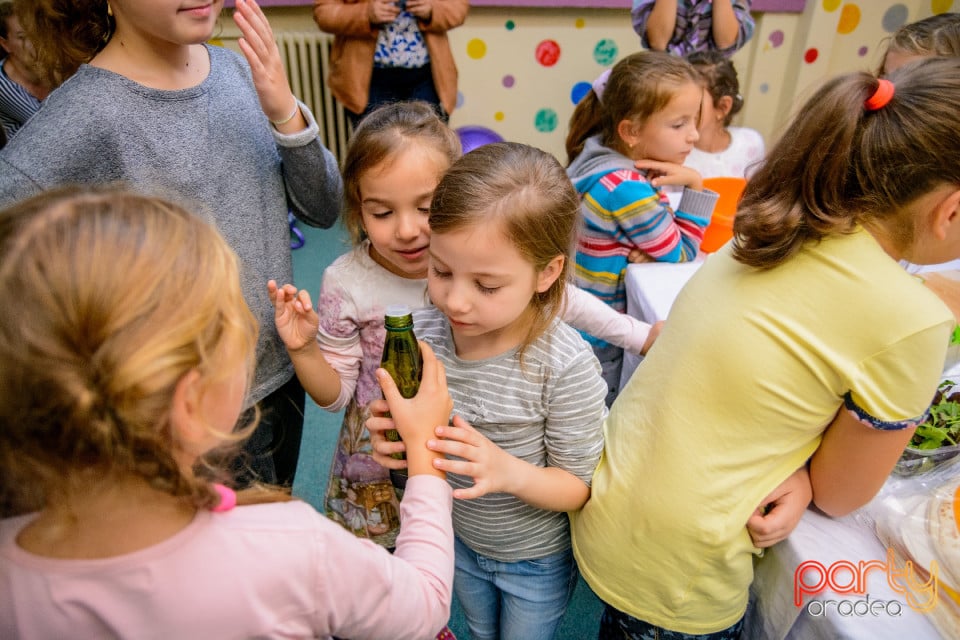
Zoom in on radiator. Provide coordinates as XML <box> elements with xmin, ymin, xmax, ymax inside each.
<box><xmin>276</xmin><ymin>31</ymin><xmax>351</xmax><ymax>163</ymax></box>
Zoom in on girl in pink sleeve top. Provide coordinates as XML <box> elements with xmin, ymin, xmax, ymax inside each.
<box><xmin>0</xmin><ymin>187</ymin><xmax>455</xmax><ymax>640</ymax></box>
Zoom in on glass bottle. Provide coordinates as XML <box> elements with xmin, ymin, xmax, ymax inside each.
<box><xmin>380</xmin><ymin>304</ymin><xmax>422</xmax><ymax>490</ymax></box>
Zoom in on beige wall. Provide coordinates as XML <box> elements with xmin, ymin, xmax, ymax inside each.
<box><xmin>222</xmin><ymin>0</ymin><xmax>960</xmax><ymax>163</ymax></box>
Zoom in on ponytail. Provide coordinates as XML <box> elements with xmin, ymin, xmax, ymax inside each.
<box><xmin>565</xmin><ymin>90</ymin><xmax>603</xmax><ymax>165</ymax></box>
<box><xmin>733</xmin><ymin>57</ymin><xmax>960</xmax><ymax>269</ymax></box>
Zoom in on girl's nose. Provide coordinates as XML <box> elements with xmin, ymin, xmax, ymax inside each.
<box><xmin>444</xmin><ymin>280</ymin><xmax>471</xmax><ymax>314</ymax></box>
<box><xmin>396</xmin><ymin>211</ymin><xmax>423</xmax><ymax>241</ymax></box>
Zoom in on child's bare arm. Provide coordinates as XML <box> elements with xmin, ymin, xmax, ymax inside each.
<box><xmin>809</xmin><ymin>407</ymin><xmax>916</xmax><ymax>517</ymax></box>
<box><xmin>710</xmin><ymin>0</ymin><xmax>743</xmax><ymax>51</ymax></box>
<box><xmin>644</xmin><ymin>0</ymin><xmax>678</xmax><ymax>51</ymax></box>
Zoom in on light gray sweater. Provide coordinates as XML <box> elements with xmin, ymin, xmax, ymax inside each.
<box><xmin>0</xmin><ymin>45</ymin><xmax>343</xmax><ymax>404</ymax></box>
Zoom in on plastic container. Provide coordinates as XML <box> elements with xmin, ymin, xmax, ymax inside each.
<box><xmin>893</xmin><ymin>378</ymin><xmax>960</xmax><ymax>476</ymax></box>
<box><xmin>700</xmin><ymin>177</ymin><xmax>747</xmax><ymax>253</ymax></box>
<box><xmin>893</xmin><ymin>443</ymin><xmax>960</xmax><ymax>477</ymax></box>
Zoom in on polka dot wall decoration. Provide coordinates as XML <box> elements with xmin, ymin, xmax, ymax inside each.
<box><xmin>593</xmin><ymin>39</ymin><xmax>618</xmax><ymax>65</ymax></box>
<box><xmin>444</xmin><ymin>0</ymin><xmax>950</xmax><ymax>171</ymax></box>
<box><xmin>836</xmin><ymin>4</ymin><xmax>860</xmax><ymax>34</ymax></box>
<box><xmin>467</xmin><ymin>39</ymin><xmax>486</xmax><ymax>60</ymax></box>
<box><xmin>535</xmin><ymin>108</ymin><xmax>558</xmax><ymax>133</ymax></box>
<box><xmin>932</xmin><ymin>0</ymin><xmax>954</xmax><ymax>14</ymax></box>
<box><xmin>571</xmin><ymin>81</ymin><xmax>592</xmax><ymax>105</ymax></box>
<box><xmin>536</xmin><ymin>40</ymin><xmax>561</xmax><ymax>67</ymax></box>
<box><xmin>881</xmin><ymin>5</ymin><xmax>909</xmax><ymax>32</ymax></box>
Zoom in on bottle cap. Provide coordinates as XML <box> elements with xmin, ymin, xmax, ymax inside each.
<box><xmin>385</xmin><ymin>304</ymin><xmax>412</xmax><ymax>318</ymax></box>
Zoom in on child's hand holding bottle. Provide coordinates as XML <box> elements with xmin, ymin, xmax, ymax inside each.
<box><xmin>367</xmin><ymin>341</ymin><xmax>452</xmax><ymax>478</ymax></box>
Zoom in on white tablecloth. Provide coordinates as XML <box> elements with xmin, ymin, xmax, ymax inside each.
<box><xmin>621</xmin><ymin>260</ymin><xmax>947</xmax><ymax>639</ymax></box>
<box><xmin>744</xmin><ymin>501</ymin><xmax>942</xmax><ymax>639</ymax></box>
<box><xmin>620</xmin><ymin>260</ymin><xmax>703</xmax><ymax>388</ymax></box>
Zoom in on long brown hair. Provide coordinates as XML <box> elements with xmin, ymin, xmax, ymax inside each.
<box><xmin>565</xmin><ymin>50</ymin><xmax>702</xmax><ymax>165</ymax></box>
<box><xmin>733</xmin><ymin>57</ymin><xmax>960</xmax><ymax>269</ymax></box>
<box><xmin>13</xmin><ymin>0</ymin><xmax>113</xmax><ymax>88</ymax></box>
<box><xmin>430</xmin><ymin>142</ymin><xmax>578</xmax><ymax>359</ymax></box>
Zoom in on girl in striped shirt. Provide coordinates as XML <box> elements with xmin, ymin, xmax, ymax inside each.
<box><xmin>368</xmin><ymin>142</ymin><xmax>609</xmax><ymax>640</ymax></box>
<box><xmin>565</xmin><ymin>51</ymin><xmax>718</xmax><ymax>405</ymax></box>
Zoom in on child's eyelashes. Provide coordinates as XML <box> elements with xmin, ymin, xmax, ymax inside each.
<box><xmin>430</xmin><ymin>265</ymin><xmax>501</xmax><ymax>294</ymax></box>
<box><xmin>364</xmin><ymin>208</ymin><xmax>430</xmax><ymax>218</ymax></box>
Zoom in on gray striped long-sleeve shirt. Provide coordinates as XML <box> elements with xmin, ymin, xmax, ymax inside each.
<box><xmin>413</xmin><ymin>306</ymin><xmax>607</xmax><ymax>562</ymax></box>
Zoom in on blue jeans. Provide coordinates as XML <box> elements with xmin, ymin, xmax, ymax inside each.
<box><xmin>598</xmin><ymin>604</ymin><xmax>744</xmax><ymax>640</ymax></box>
<box><xmin>454</xmin><ymin>537</ymin><xmax>578</xmax><ymax>640</ymax></box>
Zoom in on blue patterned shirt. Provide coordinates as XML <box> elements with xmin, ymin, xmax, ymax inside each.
<box><xmin>374</xmin><ymin>12</ymin><xmax>429</xmax><ymax>69</ymax></box>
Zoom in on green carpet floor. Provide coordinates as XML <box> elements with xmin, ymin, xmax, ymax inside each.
<box><xmin>289</xmin><ymin>221</ymin><xmax>603</xmax><ymax>639</ymax></box>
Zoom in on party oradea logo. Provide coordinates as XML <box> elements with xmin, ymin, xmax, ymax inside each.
<box><xmin>794</xmin><ymin>549</ymin><xmax>939</xmax><ymax>617</ymax></box>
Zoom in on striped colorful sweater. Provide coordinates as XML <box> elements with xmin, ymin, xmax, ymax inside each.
<box><xmin>568</xmin><ymin>136</ymin><xmax>717</xmax><ymax>324</ymax></box>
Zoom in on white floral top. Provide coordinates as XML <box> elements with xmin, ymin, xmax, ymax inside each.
<box><xmin>374</xmin><ymin>11</ymin><xmax>429</xmax><ymax>68</ymax></box>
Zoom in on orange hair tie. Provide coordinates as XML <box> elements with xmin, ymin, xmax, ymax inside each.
<box><xmin>864</xmin><ymin>79</ymin><xmax>895</xmax><ymax>111</ymax></box>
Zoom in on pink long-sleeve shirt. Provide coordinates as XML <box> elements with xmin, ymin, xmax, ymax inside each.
<box><xmin>0</xmin><ymin>476</ymin><xmax>453</xmax><ymax>640</ymax></box>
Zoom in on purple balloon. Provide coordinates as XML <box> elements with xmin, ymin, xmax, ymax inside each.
<box><xmin>456</xmin><ymin>125</ymin><xmax>505</xmax><ymax>154</ymax></box>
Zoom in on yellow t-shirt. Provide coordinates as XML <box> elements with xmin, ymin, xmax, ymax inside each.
<box><xmin>570</xmin><ymin>229</ymin><xmax>954</xmax><ymax>634</ymax></box>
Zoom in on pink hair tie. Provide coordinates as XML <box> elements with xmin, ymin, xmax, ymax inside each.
<box><xmin>211</xmin><ymin>483</ymin><xmax>237</xmax><ymax>513</ymax></box>
<box><xmin>864</xmin><ymin>79</ymin><xmax>895</xmax><ymax>111</ymax></box>
<box><xmin>592</xmin><ymin>69</ymin><xmax>612</xmax><ymax>102</ymax></box>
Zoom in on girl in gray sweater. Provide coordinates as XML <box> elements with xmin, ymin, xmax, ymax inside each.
<box><xmin>0</xmin><ymin>0</ymin><xmax>343</xmax><ymax>487</ymax></box>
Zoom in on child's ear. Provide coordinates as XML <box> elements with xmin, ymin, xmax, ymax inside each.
<box><xmin>930</xmin><ymin>188</ymin><xmax>960</xmax><ymax>242</ymax></box>
<box><xmin>170</xmin><ymin>369</ymin><xmax>205</xmax><ymax>448</ymax></box>
<box><xmin>536</xmin><ymin>255</ymin><xmax>565</xmax><ymax>293</ymax></box>
<box><xmin>716</xmin><ymin>95</ymin><xmax>734</xmax><ymax>119</ymax></box>
<box><xmin>617</xmin><ymin>119</ymin><xmax>641</xmax><ymax>149</ymax></box>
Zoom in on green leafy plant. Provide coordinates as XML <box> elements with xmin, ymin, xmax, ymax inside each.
<box><xmin>911</xmin><ymin>379</ymin><xmax>960</xmax><ymax>450</ymax></box>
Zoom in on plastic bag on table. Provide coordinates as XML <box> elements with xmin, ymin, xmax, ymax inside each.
<box><xmin>855</xmin><ymin>457</ymin><xmax>960</xmax><ymax>636</ymax></box>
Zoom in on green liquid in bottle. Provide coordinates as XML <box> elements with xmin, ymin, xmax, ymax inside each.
<box><xmin>380</xmin><ymin>304</ymin><xmax>422</xmax><ymax>490</ymax></box>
